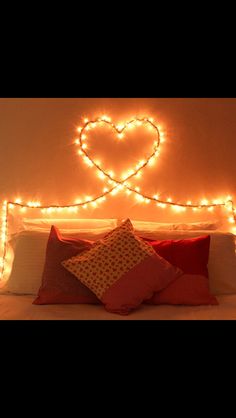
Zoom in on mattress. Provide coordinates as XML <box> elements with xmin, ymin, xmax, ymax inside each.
<box><xmin>1</xmin><ymin>294</ymin><xmax>236</xmax><ymax>320</ymax></box>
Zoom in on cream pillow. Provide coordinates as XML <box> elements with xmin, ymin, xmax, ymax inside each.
<box><xmin>0</xmin><ymin>227</ymin><xmax>116</xmax><ymax>295</ymax></box>
<box><xmin>7</xmin><ymin>213</ymin><xmax>117</xmax><ymax>235</ymax></box>
<box><xmin>117</xmin><ymin>219</ymin><xmax>221</xmax><ymax>231</ymax></box>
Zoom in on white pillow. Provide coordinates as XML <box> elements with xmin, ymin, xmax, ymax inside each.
<box><xmin>118</xmin><ymin>219</ymin><xmax>221</xmax><ymax>231</ymax></box>
<box><xmin>136</xmin><ymin>230</ymin><xmax>236</xmax><ymax>296</ymax></box>
<box><xmin>0</xmin><ymin>227</ymin><xmax>115</xmax><ymax>295</ymax></box>
<box><xmin>22</xmin><ymin>218</ymin><xmax>117</xmax><ymax>231</ymax></box>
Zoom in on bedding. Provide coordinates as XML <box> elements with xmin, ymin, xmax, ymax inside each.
<box><xmin>2</xmin><ymin>229</ymin><xmax>235</xmax><ymax>297</ymax></box>
<box><xmin>123</xmin><ymin>219</ymin><xmax>222</xmax><ymax>231</ymax></box>
<box><xmin>7</xmin><ymin>214</ymin><xmax>117</xmax><ymax>235</ymax></box>
<box><xmin>62</xmin><ymin>219</ymin><xmax>182</xmax><ymax>314</ymax></box>
<box><xmin>33</xmin><ymin>225</ymin><xmax>100</xmax><ymax>305</ymax></box>
<box><xmin>1</xmin><ymin>227</ymin><xmax>116</xmax><ymax>294</ymax></box>
<box><xmin>1</xmin><ymin>293</ymin><xmax>236</xmax><ymax>320</ymax></box>
<box><xmin>143</xmin><ymin>236</ymin><xmax>218</xmax><ymax>305</ymax></box>
<box><xmin>137</xmin><ymin>230</ymin><xmax>236</xmax><ymax>295</ymax></box>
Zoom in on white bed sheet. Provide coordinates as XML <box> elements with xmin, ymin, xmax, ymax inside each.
<box><xmin>1</xmin><ymin>294</ymin><xmax>236</xmax><ymax>320</ymax></box>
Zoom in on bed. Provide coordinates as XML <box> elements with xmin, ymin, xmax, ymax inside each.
<box><xmin>1</xmin><ymin>293</ymin><xmax>236</xmax><ymax>320</ymax></box>
<box><xmin>0</xmin><ymin>215</ymin><xmax>236</xmax><ymax>320</ymax></box>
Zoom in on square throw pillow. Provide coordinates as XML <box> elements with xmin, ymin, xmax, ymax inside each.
<box><xmin>33</xmin><ymin>226</ymin><xmax>100</xmax><ymax>305</ymax></box>
<box><xmin>62</xmin><ymin>219</ymin><xmax>183</xmax><ymax>315</ymax></box>
<box><xmin>143</xmin><ymin>235</ymin><xmax>218</xmax><ymax>305</ymax></box>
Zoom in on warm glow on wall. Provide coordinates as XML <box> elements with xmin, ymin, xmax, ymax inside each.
<box><xmin>0</xmin><ymin>115</ymin><xmax>236</xmax><ymax>280</ymax></box>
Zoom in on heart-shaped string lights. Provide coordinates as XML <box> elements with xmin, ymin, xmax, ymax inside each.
<box><xmin>1</xmin><ymin>114</ymin><xmax>236</xmax><ymax>280</ymax></box>
<box><xmin>75</xmin><ymin>116</ymin><xmax>161</xmax><ymax>200</ymax></box>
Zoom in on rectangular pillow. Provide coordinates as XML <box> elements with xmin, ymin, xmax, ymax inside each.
<box><xmin>7</xmin><ymin>212</ymin><xmax>117</xmax><ymax>235</ymax></box>
<box><xmin>137</xmin><ymin>230</ymin><xmax>236</xmax><ymax>295</ymax></box>
<box><xmin>33</xmin><ymin>226</ymin><xmax>99</xmax><ymax>305</ymax></box>
<box><xmin>62</xmin><ymin>219</ymin><xmax>183</xmax><ymax>315</ymax></box>
<box><xmin>22</xmin><ymin>218</ymin><xmax>117</xmax><ymax>231</ymax></box>
<box><xmin>118</xmin><ymin>219</ymin><xmax>221</xmax><ymax>231</ymax></box>
<box><xmin>0</xmin><ymin>227</ymin><xmax>116</xmax><ymax>295</ymax></box>
<box><xmin>143</xmin><ymin>236</ymin><xmax>218</xmax><ymax>305</ymax></box>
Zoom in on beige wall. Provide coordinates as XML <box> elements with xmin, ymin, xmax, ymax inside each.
<box><xmin>0</xmin><ymin>98</ymin><xmax>235</xmax><ymax>222</ymax></box>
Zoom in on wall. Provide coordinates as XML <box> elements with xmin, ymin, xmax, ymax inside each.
<box><xmin>0</xmin><ymin>98</ymin><xmax>235</xmax><ymax>222</ymax></box>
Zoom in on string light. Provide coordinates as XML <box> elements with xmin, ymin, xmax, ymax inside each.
<box><xmin>1</xmin><ymin>115</ymin><xmax>236</xmax><ymax>280</ymax></box>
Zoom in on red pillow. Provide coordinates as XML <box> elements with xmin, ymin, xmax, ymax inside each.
<box><xmin>62</xmin><ymin>224</ymin><xmax>183</xmax><ymax>315</ymax></box>
<box><xmin>143</xmin><ymin>235</ymin><xmax>218</xmax><ymax>305</ymax></box>
<box><xmin>33</xmin><ymin>226</ymin><xmax>100</xmax><ymax>305</ymax></box>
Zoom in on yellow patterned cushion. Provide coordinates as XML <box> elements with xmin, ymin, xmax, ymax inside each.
<box><xmin>62</xmin><ymin>219</ymin><xmax>156</xmax><ymax>300</ymax></box>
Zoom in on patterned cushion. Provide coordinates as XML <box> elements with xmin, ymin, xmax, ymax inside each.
<box><xmin>62</xmin><ymin>219</ymin><xmax>183</xmax><ymax>314</ymax></box>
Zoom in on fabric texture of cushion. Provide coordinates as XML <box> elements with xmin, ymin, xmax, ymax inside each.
<box><xmin>1</xmin><ymin>227</ymin><xmax>115</xmax><ymax>295</ymax></box>
<box><xmin>117</xmin><ymin>219</ymin><xmax>221</xmax><ymax>231</ymax></box>
<box><xmin>143</xmin><ymin>236</ymin><xmax>218</xmax><ymax>305</ymax></box>
<box><xmin>138</xmin><ymin>230</ymin><xmax>236</xmax><ymax>295</ymax></box>
<box><xmin>33</xmin><ymin>226</ymin><xmax>100</xmax><ymax>305</ymax></box>
<box><xmin>22</xmin><ymin>218</ymin><xmax>117</xmax><ymax>232</ymax></box>
<box><xmin>62</xmin><ymin>219</ymin><xmax>183</xmax><ymax>315</ymax></box>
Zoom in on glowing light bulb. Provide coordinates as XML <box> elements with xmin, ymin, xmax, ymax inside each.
<box><xmin>77</xmin><ymin>127</ymin><xmax>82</xmax><ymax>133</ymax></box>
<box><xmin>98</xmin><ymin>172</ymin><xmax>106</xmax><ymax>180</ymax></box>
<box><xmin>15</xmin><ymin>198</ymin><xmax>22</xmax><ymax>204</ymax></box>
<box><xmin>111</xmin><ymin>189</ymin><xmax>118</xmax><ymax>196</ymax></box>
<box><xmin>127</xmin><ymin>123</ymin><xmax>134</xmax><ymax>129</ymax></box>
<box><xmin>201</xmin><ymin>199</ymin><xmax>209</xmax><ymax>206</ymax></box>
<box><xmin>136</xmin><ymin>194</ymin><xmax>144</xmax><ymax>202</ymax></box>
<box><xmin>116</xmin><ymin>124</ymin><xmax>124</xmax><ymax>131</ymax></box>
<box><xmin>82</xmin><ymin>143</ymin><xmax>87</xmax><ymax>150</ymax></box>
<box><xmin>167</xmin><ymin>198</ymin><xmax>172</xmax><ymax>203</ymax></box>
<box><xmin>117</xmin><ymin>133</ymin><xmax>124</xmax><ymax>139</ymax></box>
<box><xmin>74</xmin><ymin>139</ymin><xmax>79</xmax><ymax>145</ymax></box>
<box><xmin>187</xmin><ymin>201</ymin><xmax>192</xmax><ymax>205</ymax></box>
<box><xmin>148</xmin><ymin>157</ymin><xmax>156</xmax><ymax>166</ymax></box>
<box><xmin>208</xmin><ymin>207</ymin><xmax>214</xmax><ymax>212</ymax></box>
<box><xmin>101</xmin><ymin>115</ymin><xmax>110</xmax><ymax>122</ymax></box>
<box><xmin>149</xmin><ymin>118</ymin><xmax>154</xmax><ymax>123</ymax></box>
<box><xmin>153</xmin><ymin>195</ymin><xmax>159</xmax><ymax>200</ymax></box>
<box><xmin>228</xmin><ymin>216</ymin><xmax>235</xmax><ymax>224</ymax></box>
<box><xmin>81</xmin><ymin>134</ymin><xmax>87</xmax><ymax>141</ymax></box>
<box><xmin>84</xmin><ymin>118</ymin><xmax>89</xmax><ymax>123</ymax></box>
<box><xmin>103</xmin><ymin>187</ymin><xmax>108</xmax><ymax>193</ymax></box>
